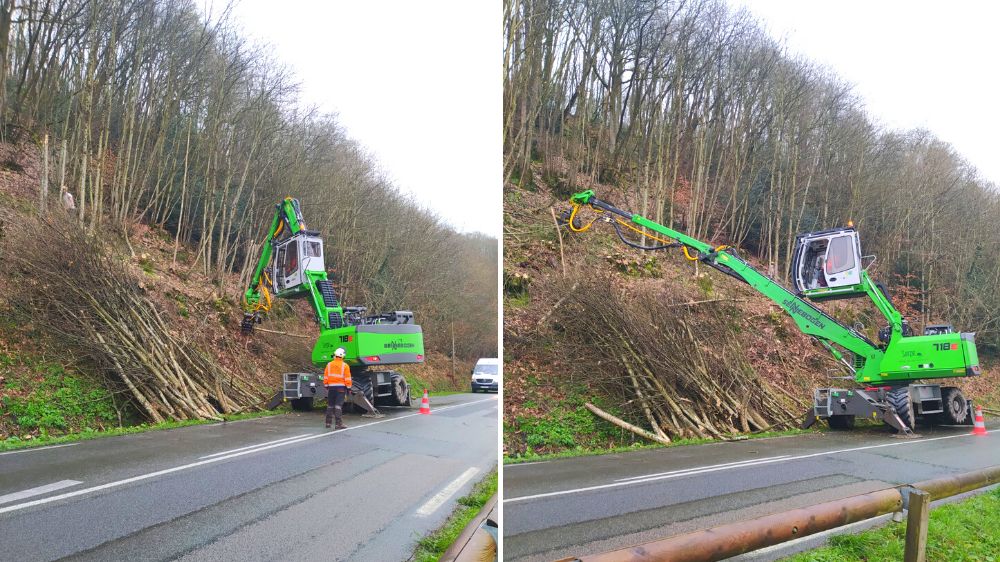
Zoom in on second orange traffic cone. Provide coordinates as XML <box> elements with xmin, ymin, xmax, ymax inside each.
<box><xmin>972</xmin><ymin>405</ymin><xmax>987</xmax><ymax>436</ymax></box>
<box><xmin>419</xmin><ymin>388</ymin><xmax>431</xmax><ymax>415</ymax></box>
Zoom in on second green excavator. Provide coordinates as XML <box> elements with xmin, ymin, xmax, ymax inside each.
<box><xmin>243</xmin><ymin>197</ymin><xmax>424</xmax><ymax>414</ymax></box>
<box><xmin>566</xmin><ymin>190</ymin><xmax>980</xmax><ymax>435</ymax></box>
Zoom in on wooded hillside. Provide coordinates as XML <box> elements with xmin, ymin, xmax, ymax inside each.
<box><xmin>1</xmin><ymin>0</ymin><xmax>496</xmax><ymax>360</ymax></box>
<box><xmin>504</xmin><ymin>0</ymin><xmax>1000</xmax><ymax>350</ymax></box>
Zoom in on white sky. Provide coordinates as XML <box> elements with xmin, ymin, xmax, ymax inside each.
<box><xmin>228</xmin><ymin>1</ymin><xmax>500</xmax><ymax>237</ymax></box>
<box><xmin>733</xmin><ymin>0</ymin><xmax>1000</xmax><ymax>187</ymax></box>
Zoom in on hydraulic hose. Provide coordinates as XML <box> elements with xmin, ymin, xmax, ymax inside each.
<box><xmin>611</xmin><ymin>219</ymin><xmax>680</xmax><ymax>251</ymax></box>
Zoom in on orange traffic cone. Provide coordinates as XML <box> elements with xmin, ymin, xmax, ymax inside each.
<box><xmin>419</xmin><ymin>388</ymin><xmax>431</xmax><ymax>415</ymax></box>
<box><xmin>972</xmin><ymin>405</ymin><xmax>987</xmax><ymax>436</ymax></box>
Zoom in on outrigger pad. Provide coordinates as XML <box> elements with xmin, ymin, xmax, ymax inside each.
<box><xmin>349</xmin><ymin>390</ymin><xmax>384</xmax><ymax>418</ymax></box>
<box><xmin>801</xmin><ymin>408</ymin><xmax>818</xmax><ymax>430</ymax></box>
<box><xmin>882</xmin><ymin>408</ymin><xmax>918</xmax><ymax>438</ymax></box>
<box><xmin>264</xmin><ymin>390</ymin><xmax>283</xmax><ymax>411</ymax></box>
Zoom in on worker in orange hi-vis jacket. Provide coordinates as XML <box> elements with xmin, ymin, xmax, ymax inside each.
<box><xmin>323</xmin><ymin>348</ymin><xmax>352</xmax><ymax>429</ymax></box>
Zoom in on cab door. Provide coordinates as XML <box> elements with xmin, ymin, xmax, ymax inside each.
<box><xmin>822</xmin><ymin>234</ymin><xmax>861</xmax><ymax>287</ymax></box>
<box><xmin>273</xmin><ymin>245</ymin><xmax>287</xmax><ymax>291</ymax></box>
<box><xmin>282</xmin><ymin>238</ymin><xmax>301</xmax><ymax>289</ymax></box>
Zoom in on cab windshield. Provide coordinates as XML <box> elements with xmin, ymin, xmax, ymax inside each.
<box><xmin>475</xmin><ymin>365</ymin><xmax>499</xmax><ymax>375</ymax></box>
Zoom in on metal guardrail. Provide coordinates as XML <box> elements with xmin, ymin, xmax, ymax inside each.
<box><xmin>557</xmin><ymin>464</ymin><xmax>1000</xmax><ymax>562</ymax></box>
<box><xmin>440</xmin><ymin>493</ymin><xmax>498</xmax><ymax>562</ymax></box>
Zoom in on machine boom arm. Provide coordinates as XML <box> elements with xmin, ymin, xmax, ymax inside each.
<box><xmin>571</xmin><ymin>191</ymin><xmax>880</xmax><ymax>362</ymax></box>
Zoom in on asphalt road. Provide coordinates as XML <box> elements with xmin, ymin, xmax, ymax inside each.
<box><xmin>503</xmin><ymin>420</ymin><xmax>1000</xmax><ymax>561</ymax></box>
<box><xmin>0</xmin><ymin>392</ymin><xmax>497</xmax><ymax>562</ymax></box>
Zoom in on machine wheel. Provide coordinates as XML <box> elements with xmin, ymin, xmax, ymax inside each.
<box><xmin>941</xmin><ymin>387</ymin><xmax>969</xmax><ymax>425</ymax></box>
<box><xmin>886</xmin><ymin>387</ymin><xmax>915</xmax><ymax>432</ymax></box>
<box><xmin>827</xmin><ymin>415</ymin><xmax>855</xmax><ymax>430</ymax></box>
<box><xmin>388</xmin><ymin>372</ymin><xmax>410</xmax><ymax>407</ymax></box>
<box><xmin>290</xmin><ymin>397</ymin><xmax>314</xmax><ymax>411</ymax></box>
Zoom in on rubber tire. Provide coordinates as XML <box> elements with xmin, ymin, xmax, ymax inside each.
<box><xmin>827</xmin><ymin>415</ymin><xmax>855</xmax><ymax>430</ymax></box>
<box><xmin>941</xmin><ymin>387</ymin><xmax>969</xmax><ymax>425</ymax></box>
<box><xmin>886</xmin><ymin>387</ymin><xmax>915</xmax><ymax>432</ymax></box>
<box><xmin>388</xmin><ymin>372</ymin><xmax>410</xmax><ymax>407</ymax></box>
<box><xmin>290</xmin><ymin>397</ymin><xmax>314</xmax><ymax>412</ymax></box>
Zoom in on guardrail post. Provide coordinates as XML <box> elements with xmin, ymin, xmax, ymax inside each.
<box><xmin>904</xmin><ymin>489</ymin><xmax>930</xmax><ymax>562</ymax></box>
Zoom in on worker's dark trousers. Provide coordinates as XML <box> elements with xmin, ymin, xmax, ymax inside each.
<box><xmin>325</xmin><ymin>386</ymin><xmax>348</xmax><ymax>427</ymax></box>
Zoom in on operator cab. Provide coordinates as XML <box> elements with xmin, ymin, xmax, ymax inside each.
<box><xmin>791</xmin><ymin>227</ymin><xmax>863</xmax><ymax>299</ymax></box>
<box><xmin>272</xmin><ymin>232</ymin><xmax>325</xmax><ymax>293</ymax></box>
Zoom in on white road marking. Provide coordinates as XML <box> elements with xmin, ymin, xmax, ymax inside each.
<box><xmin>504</xmin><ymin>429</ymin><xmax>998</xmax><ymax>504</ymax></box>
<box><xmin>0</xmin><ymin>480</ymin><xmax>82</xmax><ymax>505</ymax></box>
<box><xmin>0</xmin><ymin>397</ymin><xmax>495</xmax><ymax>516</ymax></box>
<box><xmin>507</xmin><ymin>461</ymin><xmax>551</xmax><ymax>467</ymax></box>
<box><xmin>614</xmin><ymin>455</ymin><xmax>791</xmax><ymax>482</ymax></box>
<box><xmin>415</xmin><ymin>467</ymin><xmax>481</xmax><ymax>517</ymax></box>
<box><xmin>0</xmin><ymin>443</ymin><xmax>79</xmax><ymax>457</ymax></box>
<box><xmin>198</xmin><ymin>434</ymin><xmax>315</xmax><ymax>459</ymax></box>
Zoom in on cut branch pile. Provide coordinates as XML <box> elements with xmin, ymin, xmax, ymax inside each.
<box><xmin>555</xmin><ymin>277</ymin><xmax>801</xmax><ymax>441</ymax></box>
<box><xmin>5</xmin><ymin>218</ymin><xmax>260</xmax><ymax>422</ymax></box>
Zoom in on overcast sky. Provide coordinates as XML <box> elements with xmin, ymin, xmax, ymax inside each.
<box><xmin>734</xmin><ymin>1</ymin><xmax>1000</xmax><ymax>187</ymax></box>
<box><xmin>228</xmin><ymin>1</ymin><xmax>500</xmax><ymax>237</ymax></box>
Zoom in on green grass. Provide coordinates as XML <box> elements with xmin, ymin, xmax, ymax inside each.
<box><xmin>784</xmin><ymin>487</ymin><xmax>1000</xmax><ymax>561</ymax></box>
<box><xmin>0</xmin><ymin>408</ymin><xmax>288</xmax><ymax>453</ymax></box>
<box><xmin>2</xmin><ymin>351</ymin><xmax>125</xmax><ymax>437</ymax></box>
<box><xmin>505</xmin><ymin>293</ymin><xmax>531</xmax><ymax>308</ymax></box>
<box><xmin>413</xmin><ymin>470</ymin><xmax>498</xmax><ymax>562</ymax></box>
<box><xmin>430</xmin><ymin>389</ymin><xmax>478</xmax><ymax>397</ymax></box>
<box><xmin>505</xmin><ymin>382</ymin><xmax>633</xmax><ymax>457</ymax></box>
<box><xmin>504</xmin><ymin>427</ymin><xmax>813</xmax><ymax>464</ymax></box>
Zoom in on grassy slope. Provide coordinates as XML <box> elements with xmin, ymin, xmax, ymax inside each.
<box><xmin>785</xmin><ymin>488</ymin><xmax>1000</xmax><ymax>561</ymax></box>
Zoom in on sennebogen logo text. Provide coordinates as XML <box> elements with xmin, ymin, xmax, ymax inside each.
<box><xmin>384</xmin><ymin>340</ymin><xmax>416</xmax><ymax>351</ymax></box>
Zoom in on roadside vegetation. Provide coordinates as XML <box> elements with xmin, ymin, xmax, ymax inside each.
<box><xmin>785</xmin><ymin>488</ymin><xmax>1000</xmax><ymax>561</ymax></box>
<box><xmin>0</xmin><ymin>409</ymin><xmax>286</xmax><ymax>453</ymax></box>
<box><xmin>504</xmin><ymin>426</ymin><xmax>812</xmax><ymax>465</ymax></box>
<box><xmin>413</xmin><ymin>470</ymin><xmax>498</xmax><ymax>562</ymax></box>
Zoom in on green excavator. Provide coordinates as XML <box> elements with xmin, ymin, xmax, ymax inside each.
<box><xmin>243</xmin><ymin>197</ymin><xmax>424</xmax><ymax>413</ymax></box>
<box><xmin>566</xmin><ymin>190</ymin><xmax>981</xmax><ymax>434</ymax></box>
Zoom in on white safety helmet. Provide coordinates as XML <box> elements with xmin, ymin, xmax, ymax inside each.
<box><xmin>334</xmin><ymin>348</ymin><xmax>346</xmax><ymax>358</ymax></box>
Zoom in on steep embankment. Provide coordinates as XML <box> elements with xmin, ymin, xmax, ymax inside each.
<box><xmin>503</xmin><ymin>168</ymin><xmax>1000</xmax><ymax>458</ymax></box>
<box><xmin>0</xmin><ymin>143</ymin><xmax>466</xmax><ymax>441</ymax></box>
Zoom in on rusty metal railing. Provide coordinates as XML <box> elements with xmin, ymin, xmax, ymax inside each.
<box><xmin>441</xmin><ymin>493</ymin><xmax>498</xmax><ymax>562</ymax></box>
<box><xmin>557</xmin><ymin>464</ymin><xmax>1000</xmax><ymax>562</ymax></box>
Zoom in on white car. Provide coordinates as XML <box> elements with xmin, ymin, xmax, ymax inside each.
<box><xmin>471</xmin><ymin>358</ymin><xmax>499</xmax><ymax>393</ymax></box>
